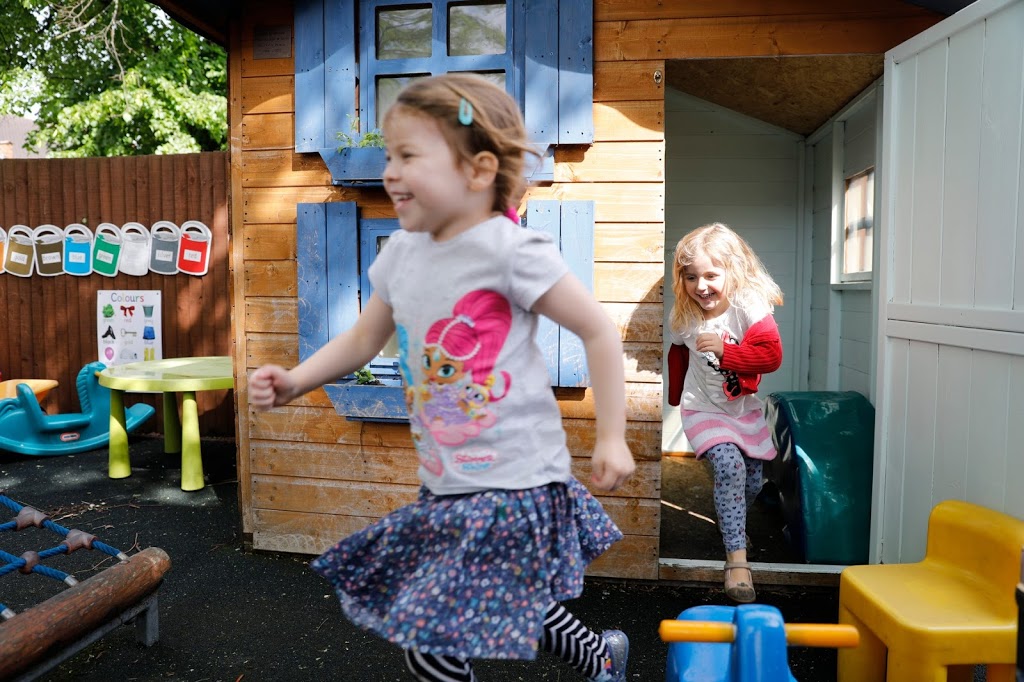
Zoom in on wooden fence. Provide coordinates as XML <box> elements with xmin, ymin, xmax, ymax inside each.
<box><xmin>0</xmin><ymin>152</ymin><xmax>234</xmax><ymax>436</ymax></box>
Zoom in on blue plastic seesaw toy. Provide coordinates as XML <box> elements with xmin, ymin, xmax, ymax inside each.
<box><xmin>661</xmin><ymin>604</ymin><xmax>859</xmax><ymax>682</ymax></box>
<box><xmin>0</xmin><ymin>361</ymin><xmax>155</xmax><ymax>456</ymax></box>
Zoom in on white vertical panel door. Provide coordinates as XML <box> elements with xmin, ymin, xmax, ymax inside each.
<box><xmin>874</xmin><ymin>0</ymin><xmax>1024</xmax><ymax>564</ymax></box>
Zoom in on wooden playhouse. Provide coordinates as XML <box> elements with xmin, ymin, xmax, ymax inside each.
<box><xmin>152</xmin><ymin>0</ymin><xmax>1024</xmax><ymax>582</ymax></box>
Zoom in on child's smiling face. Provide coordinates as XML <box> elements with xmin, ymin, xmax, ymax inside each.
<box><xmin>381</xmin><ymin>108</ymin><xmax>491</xmax><ymax>242</ymax></box>
<box><xmin>683</xmin><ymin>252</ymin><xmax>731</xmax><ymax>318</ymax></box>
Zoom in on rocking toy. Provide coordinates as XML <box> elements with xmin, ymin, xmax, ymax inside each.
<box><xmin>661</xmin><ymin>604</ymin><xmax>859</xmax><ymax>682</ymax></box>
<box><xmin>0</xmin><ymin>362</ymin><xmax>154</xmax><ymax>456</ymax></box>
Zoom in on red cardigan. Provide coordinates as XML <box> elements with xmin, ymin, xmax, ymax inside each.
<box><xmin>667</xmin><ymin>315</ymin><xmax>783</xmax><ymax>407</ymax></box>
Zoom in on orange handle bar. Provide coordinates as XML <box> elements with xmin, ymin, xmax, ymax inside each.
<box><xmin>659</xmin><ymin>620</ymin><xmax>859</xmax><ymax>649</ymax></box>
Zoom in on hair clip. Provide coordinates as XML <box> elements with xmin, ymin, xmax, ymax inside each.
<box><xmin>458</xmin><ymin>97</ymin><xmax>474</xmax><ymax>126</ymax></box>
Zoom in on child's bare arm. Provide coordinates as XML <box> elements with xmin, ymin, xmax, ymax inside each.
<box><xmin>532</xmin><ymin>273</ymin><xmax>635</xmax><ymax>491</ymax></box>
<box><xmin>249</xmin><ymin>294</ymin><xmax>396</xmax><ymax>410</ymax></box>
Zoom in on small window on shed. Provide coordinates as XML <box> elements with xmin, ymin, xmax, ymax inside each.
<box><xmin>842</xmin><ymin>168</ymin><xmax>874</xmax><ymax>280</ymax></box>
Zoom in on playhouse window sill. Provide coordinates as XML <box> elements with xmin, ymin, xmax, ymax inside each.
<box><xmin>318</xmin><ymin>147</ymin><xmax>387</xmax><ymax>188</ymax></box>
<box><xmin>830</xmin><ymin>281</ymin><xmax>873</xmax><ymax>292</ymax></box>
<box><xmin>322</xmin><ymin>380</ymin><xmax>409</xmax><ymax>423</ymax></box>
<box><xmin>317</xmin><ymin>145</ymin><xmax>555</xmax><ymax>187</ymax></box>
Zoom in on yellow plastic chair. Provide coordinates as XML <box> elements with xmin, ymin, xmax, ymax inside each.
<box><xmin>838</xmin><ymin>499</ymin><xmax>1024</xmax><ymax>682</ymax></box>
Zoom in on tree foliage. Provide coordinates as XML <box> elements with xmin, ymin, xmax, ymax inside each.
<box><xmin>0</xmin><ymin>0</ymin><xmax>226</xmax><ymax>157</ymax></box>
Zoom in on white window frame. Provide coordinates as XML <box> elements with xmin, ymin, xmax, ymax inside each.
<box><xmin>840</xmin><ymin>166</ymin><xmax>875</xmax><ymax>284</ymax></box>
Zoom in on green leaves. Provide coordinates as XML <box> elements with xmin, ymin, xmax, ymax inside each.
<box><xmin>0</xmin><ymin>0</ymin><xmax>227</xmax><ymax>157</ymax></box>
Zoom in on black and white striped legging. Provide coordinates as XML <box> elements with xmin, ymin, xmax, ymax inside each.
<box><xmin>403</xmin><ymin>601</ymin><xmax>609</xmax><ymax>681</ymax></box>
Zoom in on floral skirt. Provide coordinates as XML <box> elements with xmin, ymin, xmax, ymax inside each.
<box><xmin>310</xmin><ymin>477</ymin><xmax>622</xmax><ymax>660</ymax></box>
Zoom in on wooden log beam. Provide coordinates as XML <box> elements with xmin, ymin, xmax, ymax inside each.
<box><xmin>0</xmin><ymin>547</ymin><xmax>171</xmax><ymax>679</ymax></box>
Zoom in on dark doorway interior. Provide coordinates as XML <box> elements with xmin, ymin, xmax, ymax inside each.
<box><xmin>659</xmin><ymin>455</ymin><xmax>803</xmax><ymax>563</ymax></box>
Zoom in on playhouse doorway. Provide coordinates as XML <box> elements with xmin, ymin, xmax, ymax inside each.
<box><xmin>659</xmin><ymin>56</ymin><xmax>884</xmax><ymax>568</ymax></box>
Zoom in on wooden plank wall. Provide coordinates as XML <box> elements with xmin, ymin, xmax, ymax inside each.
<box><xmin>0</xmin><ymin>153</ymin><xmax>233</xmax><ymax>436</ymax></box>
<box><xmin>230</xmin><ymin>0</ymin><xmax>941</xmax><ymax>581</ymax></box>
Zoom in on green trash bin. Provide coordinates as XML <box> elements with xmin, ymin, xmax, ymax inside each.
<box><xmin>764</xmin><ymin>391</ymin><xmax>874</xmax><ymax>565</ymax></box>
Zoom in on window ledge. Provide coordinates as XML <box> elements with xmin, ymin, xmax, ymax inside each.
<box><xmin>323</xmin><ymin>380</ymin><xmax>409</xmax><ymax>423</ymax></box>
<box><xmin>831</xmin><ymin>281</ymin><xmax>873</xmax><ymax>292</ymax></box>
<box><xmin>318</xmin><ymin>147</ymin><xmax>387</xmax><ymax>188</ymax></box>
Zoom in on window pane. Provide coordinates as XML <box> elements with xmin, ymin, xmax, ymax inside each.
<box><xmin>368</xmin><ymin>234</ymin><xmax>399</xmax><ymax>366</ymax></box>
<box><xmin>376</xmin><ymin>75</ymin><xmax>428</xmax><ymax>127</ymax></box>
<box><xmin>843</xmin><ymin>169</ymin><xmax>874</xmax><ymax>275</ymax></box>
<box><xmin>451</xmin><ymin>70</ymin><xmax>506</xmax><ymax>89</ymax></box>
<box><xmin>449</xmin><ymin>3</ymin><xmax>506</xmax><ymax>56</ymax></box>
<box><xmin>378</xmin><ymin>6</ymin><xmax>432</xmax><ymax>60</ymax></box>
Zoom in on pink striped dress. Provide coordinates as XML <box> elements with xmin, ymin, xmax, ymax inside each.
<box><xmin>681</xmin><ymin>408</ymin><xmax>775</xmax><ymax>460</ymax></box>
<box><xmin>669</xmin><ymin>301</ymin><xmax>778</xmax><ymax>461</ymax></box>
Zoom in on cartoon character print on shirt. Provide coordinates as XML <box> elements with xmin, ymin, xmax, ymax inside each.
<box><xmin>396</xmin><ymin>324</ymin><xmax>445</xmax><ymax>477</ymax></box>
<box><xmin>413</xmin><ymin>290</ymin><xmax>512</xmax><ymax>468</ymax></box>
<box><xmin>702</xmin><ymin>331</ymin><xmax>743</xmax><ymax>399</ymax></box>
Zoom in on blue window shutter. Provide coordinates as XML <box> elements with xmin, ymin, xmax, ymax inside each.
<box><xmin>294</xmin><ymin>0</ymin><xmax>326</xmax><ymax>152</ymax></box>
<box><xmin>325</xmin><ymin>202</ymin><xmax>360</xmax><ymax>342</ymax></box>
<box><xmin>523</xmin><ymin>0</ymin><xmax>593</xmax><ymax>180</ymax></box>
<box><xmin>294</xmin><ymin>0</ymin><xmax>356</xmax><ymax>152</ymax></box>
<box><xmin>523</xmin><ymin>1</ymin><xmax>559</xmax><ymax>149</ymax></box>
<box><xmin>297</xmin><ymin>202</ymin><xmax>328</xmax><ymax>361</ymax></box>
<box><xmin>296</xmin><ymin>201</ymin><xmax>359</xmax><ymax>363</ymax></box>
<box><xmin>528</xmin><ymin>199</ymin><xmax>595</xmax><ymax>388</ymax></box>
<box><xmin>324</xmin><ymin>0</ymin><xmax>357</xmax><ymax>149</ymax></box>
<box><xmin>556</xmin><ymin>200</ymin><xmax>594</xmax><ymax>387</ymax></box>
<box><xmin>528</xmin><ymin>200</ymin><xmax>561</xmax><ymax>383</ymax></box>
<box><xmin>557</xmin><ymin>0</ymin><xmax>593</xmax><ymax>144</ymax></box>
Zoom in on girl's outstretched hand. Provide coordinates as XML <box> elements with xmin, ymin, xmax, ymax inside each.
<box><xmin>249</xmin><ymin>364</ymin><xmax>299</xmax><ymax>411</ymax></box>
<box><xmin>590</xmin><ymin>438</ymin><xmax>635</xmax><ymax>492</ymax></box>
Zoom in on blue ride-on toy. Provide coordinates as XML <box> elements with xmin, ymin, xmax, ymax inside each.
<box><xmin>661</xmin><ymin>604</ymin><xmax>859</xmax><ymax>682</ymax></box>
<box><xmin>0</xmin><ymin>361</ymin><xmax>154</xmax><ymax>456</ymax></box>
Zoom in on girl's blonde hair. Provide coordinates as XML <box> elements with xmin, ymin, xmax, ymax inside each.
<box><xmin>384</xmin><ymin>73</ymin><xmax>536</xmax><ymax>213</ymax></box>
<box><xmin>670</xmin><ymin>222</ymin><xmax>784</xmax><ymax>332</ymax></box>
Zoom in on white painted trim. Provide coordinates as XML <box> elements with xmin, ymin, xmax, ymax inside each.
<box><xmin>869</xmin><ymin>83</ymin><xmax>884</xmax><ymax>407</ymax></box>
<box><xmin>888</xmin><ymin>0</ymin><xmax>1018</xmax><ymax>63</ymax></box>
<box><xmin>885</xmin><ymin>320</ymin><xmax>1024</xmax><ymax>356</ymax></box>
<box><xmin>887</xmin><ymin>304</ymin><xmax>1024</xmax><ymax>333</ymax></box>
<box><xmin>870</xmin><ymin>52</ymin><xmax>901</xmax><ymax>566</ymax></box>
<box><xmin>827</xmin><ymin>124</ymin><xmax>844</xmax><ymax>391</ymax></box>
<box><xmin>658</xmin><ymin>557</ymin><xmax>845</xmax><ymax>574</ymax></box>
<box><xmin>795</xmin><ymin>141</ymin><xmax>811</xmax><ymax>391</ymax></box>
<box><xmin>831</xmin><ymin>282</ymin><xmax>872</xmax><ymax>292</ymax></box>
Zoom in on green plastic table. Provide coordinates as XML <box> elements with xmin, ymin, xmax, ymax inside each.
<box><xmin>98</xmin><ymin>356</ymin><xmax>234</xmax><ymax>491</ymax></box>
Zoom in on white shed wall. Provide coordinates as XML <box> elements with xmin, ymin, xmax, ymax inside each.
<box><xmin>806</xmin><ymin>88</ymin><xmax>880</xmax><ymax>398</ymax></box>
<box><xmin>876</xmin><ymin>0</ymin><xmax>1024</xmax><ymax>563</ymax></box>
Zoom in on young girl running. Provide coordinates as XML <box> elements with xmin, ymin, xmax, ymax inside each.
<box><xmin>666</xmin><ymin>223</ymin><xmax>783</xmax><ymax>604</ymax></box>
<box><xmin>249</xmin><ymin>73</ymin><xmax>635</xmax><ymax>682</ymax></box>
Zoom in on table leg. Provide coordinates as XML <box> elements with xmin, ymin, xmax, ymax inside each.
<box><xmin>108</xmin><ymin>388</ymin><xmax>131</xmax><ymax>479</ymax></box>
<box><xmin>180</xmin><ymin>391</ymin><xmax>205</xmax><ymax>491</ymax></box>
<box><xmin>163</xmin><ymin>392</ymin><xmax>181</xmax><ymax>454</ymax></box>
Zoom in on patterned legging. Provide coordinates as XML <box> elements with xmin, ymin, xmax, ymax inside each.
<box><xmin>403</xmin><ymin>601</ymin><xmax>610</xmax><ymax>681</ymax></box>
<box><xmin>704</xmin><ymin>443</ymin><xmax>763</xmax><ymax>553</ymax></box>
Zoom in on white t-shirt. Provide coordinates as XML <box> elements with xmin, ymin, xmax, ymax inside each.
<box><xmin>369</xmin><ymin>216</ymin><xmax>572</xmax><ymax>495</ymax></box>
<box><xmin>667</xmin><ymin>301</ymin><xmax>770</xmax><ymax>417</ymax></box>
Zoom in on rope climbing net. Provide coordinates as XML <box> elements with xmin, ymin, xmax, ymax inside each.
<box><xmin>0</xmin><ymin>494</ymin><xmax>128</xmax><ymax>620</ymax></box>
